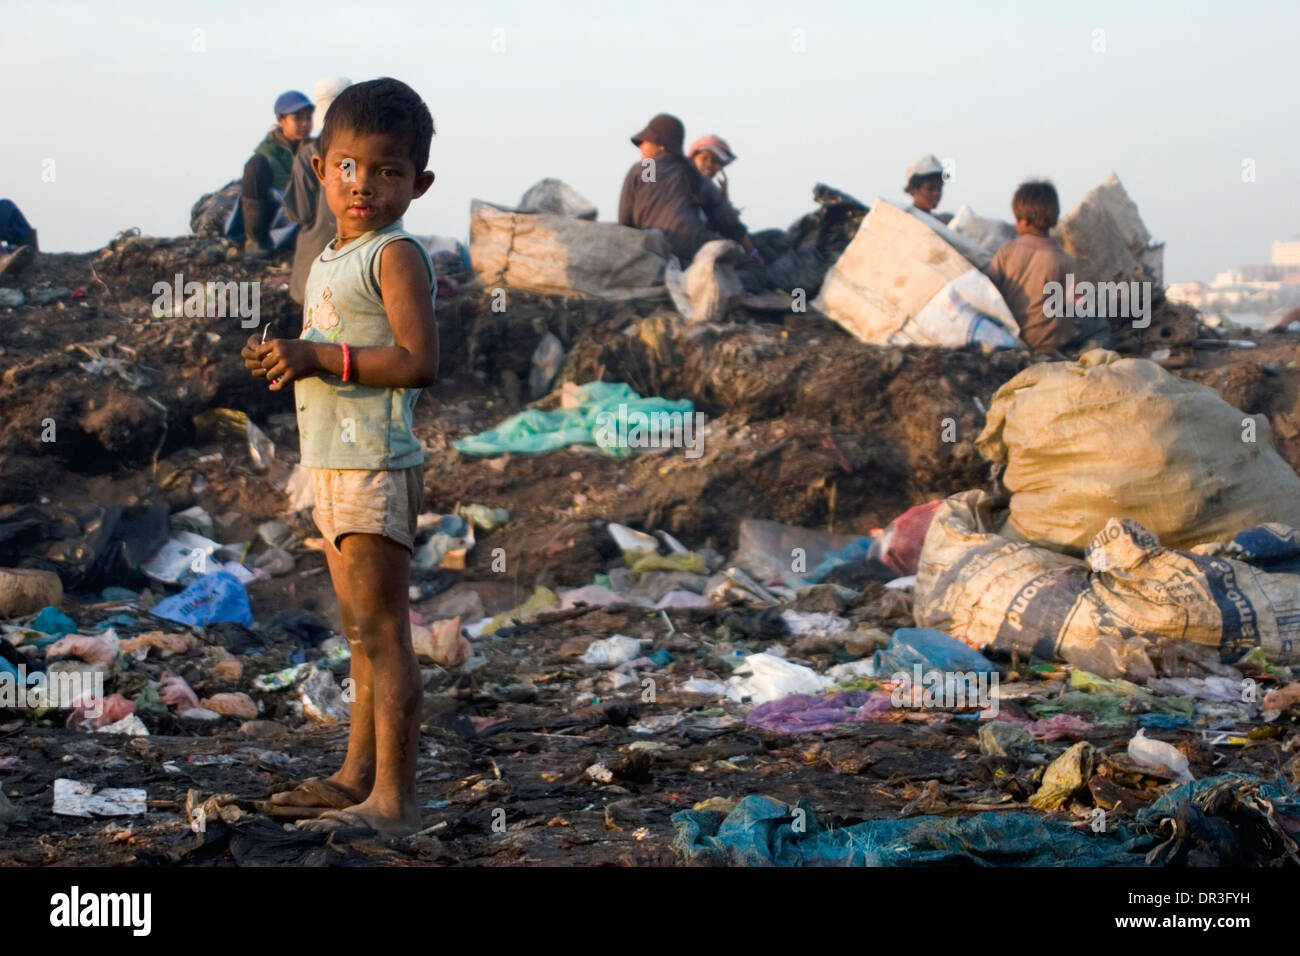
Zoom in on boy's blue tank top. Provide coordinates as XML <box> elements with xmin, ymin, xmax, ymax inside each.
<box><xmin>294</xmin><ymin>220</ymin><xmax>434</xmax><ymax>470</ymax></box>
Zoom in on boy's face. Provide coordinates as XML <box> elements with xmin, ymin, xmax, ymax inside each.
<box><xmin>313</xmin><ymin>128</ymin><xmax>435</xmax><ymax>239</ymax></box>
<box><xmin>910</xmin><ymin>179</ymin><xmax>943</xmax><ymax>212</ymax></box>
<box><xmin>693</xmin><ymin>151</ymin><xmax>723</xmax><ymax>177</ymax></box>
<box><xmin>277</xmin><ymin>107</ymin><xmax>314</xmax><ymax>142</ymax></box>
<box><xmin>639</xmin><ymin>141</ymin><xmax>667</xmax><ymax>160</ymax></box>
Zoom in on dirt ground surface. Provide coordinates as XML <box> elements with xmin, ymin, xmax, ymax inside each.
<box><xmin>2</xmin><ymin>236</ymin><xmax>1300</xmax><ymax>867</ymax></box>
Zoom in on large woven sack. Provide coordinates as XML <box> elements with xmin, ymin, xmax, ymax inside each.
<box><xmin>976</xmin><ymin>349</ymin><xmax>1300</xmax><ymax>552</ymax></box>
<box><xmin>1053</xmin><ymin>172</ymin><xmax>1163</xmax><ymax>287</ymax></box>
<box><xmin>914</xmin><ymin>490</ymin><xmax>1300</xmax><ymax>680</ymax></box>
<box><xmin>813</xmin><ymin>199</ymin><xmax>1021</xmax><ymax>348</ymax></box>
<box><xmin>469</xmin><ymin>200</ymin><xmax>669</xmax><ymax>300</ymax></box>
<box><xmin>0</xmin><ymin>567</ymin><xmax>63</xmax><ymax>619</ymax></box>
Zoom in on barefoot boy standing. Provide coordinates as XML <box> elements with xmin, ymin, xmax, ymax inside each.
<box><xmin>241</xmin><ymin>78</ymin><xmax>438</xmax><ymax>838</ymax></box>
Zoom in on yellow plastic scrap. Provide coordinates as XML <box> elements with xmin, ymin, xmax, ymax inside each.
<box><xmin>1069</xmin><ymin>670</ymin><xmax>1143</xmax><ymax>697</ymax></box>
<box><xmin>192</xmin><ymin>408</ymin><xmax>251</xmax><ymax>439</ymax></box>
<box><xmin>483</xmin><ymin>586</ymin><xmax>559</xmax><ymax>636</ymax></box>
<box><xmin>624</xmin><ymin>550</ymin><xmax>707</xmax><ymax>576</ymax></box>
<box><xmin>1028</xmin><ymin>741</ymin><xmax>1095</xmax><ymax>811</ymax></box>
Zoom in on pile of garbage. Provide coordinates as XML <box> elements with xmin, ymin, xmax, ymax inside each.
<box><xmin>7</xmin><ymin>168</ymin><xmax>1300</xmax><ymax>868</ymax></box>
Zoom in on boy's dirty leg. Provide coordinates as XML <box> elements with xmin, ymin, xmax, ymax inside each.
<box><xmin>269</xmin><ymin>542</ymin><xmax>373</xmax><ymax>812</ymax></box>
<box><xmin>303</xmin><ymin>532</ymin><xmax>422</xmax><ymax>837</ymax></box>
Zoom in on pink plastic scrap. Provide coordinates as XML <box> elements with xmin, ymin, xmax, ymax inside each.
<box><xmin>1024</xmin><ymin>713</ymin><xmax>1094</xmax><ymax>741</ymax></box>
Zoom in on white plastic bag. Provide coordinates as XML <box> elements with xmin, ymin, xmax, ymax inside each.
<box><xmin>725</xmin><ymin>652</ymin><xmax>832</xmax><ymax>705</ymax></box>
<box><xmin>1127</xmin><ymin>730</ymin><xmax>1194</xmax><ymax>782</ymax></box>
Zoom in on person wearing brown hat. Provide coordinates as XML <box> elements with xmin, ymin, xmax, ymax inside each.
<box><xmin>618</xmin><ymin>113</ymin><xmax>754</xmax><ymax>266</ymax></box>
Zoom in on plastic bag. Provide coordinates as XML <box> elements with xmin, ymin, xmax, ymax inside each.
<box><xmin>1128</xmin><ymin>729</ymin><xmax>1194</xmax><ymax>782</ymax></box>
<box><xmin>873</xmin><ymin>627</ymin><xmax>997</xmax><ymax>677</ymax></box>
<box><xmin>667</xmin><ymin>240</ymin><xmax>745</xmax><ymax>322</ymax></box>
<box><xmin>152</xmin><ymin>571</ymin><xmax>253</xmax><ymax>628</ymax></box>
<box><xmin>725</xmin><ymin>653</ymin><xmax>832</xmax><ymax>705</ymax></box>
<box><xmin>528</xmin><ymin>331</ymin><xmax>565</xmax><ymax>398</ymax></box>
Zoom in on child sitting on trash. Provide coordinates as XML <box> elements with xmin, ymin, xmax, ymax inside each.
<box><xmin>987</xmin><ymin>180</ymin><xmax>1111</xmax><ymax>353</ymax></box>
<box><xmin>241</xmin><ymin>77</ymin><xmax>439</xmax><ymax>840</ymax></box>
<box><xmin>904</xmin><ymin>154</ymin><xmax>952</xmax><ymax>224</ymax></box>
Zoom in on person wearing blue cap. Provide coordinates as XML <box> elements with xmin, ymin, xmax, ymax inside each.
<box><xmin>240</xmin><ymin>90</ymin><xmax>314</xmax><ymax>254</ymax></box>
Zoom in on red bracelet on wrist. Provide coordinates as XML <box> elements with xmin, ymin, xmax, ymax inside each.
<box><xmin>341</xmin><ymin>342</ymin><xmax>351</xmax><ymax>383</ymax></box>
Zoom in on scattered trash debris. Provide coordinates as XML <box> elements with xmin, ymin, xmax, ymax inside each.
<box><xmin>581</xmin><ymin>634</ymin><xmax>646</xmax><ymax>667</ymax></box>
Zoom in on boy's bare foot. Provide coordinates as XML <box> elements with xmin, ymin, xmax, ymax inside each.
<box><xmin>296</xmin><ymin>799</ymin><xmax>422</xmax><ymax>840</ymax></box>
<box><xmin>264</xmin><ymin>777</ymin><xmax>369</xmax><ymax>817</ymax></box>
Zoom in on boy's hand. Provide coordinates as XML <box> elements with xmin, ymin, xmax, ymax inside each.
<box><xmin>254</xmin><ymin>339</ymin><xmax>318</xmax><ymax>391</ymax></box>
<box><xmin>242</xmin><ymin>334</ymin><xmax>268</xmax><ymax>378</ymax></box>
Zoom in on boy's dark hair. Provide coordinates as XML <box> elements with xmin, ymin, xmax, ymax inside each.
<box><xmin>319</xmin><ymin>77</ymin><xmax>435</xmax><ymax>172</ymax></box>
<box><xmin>1012</xmin><ymin>180</ymin><xmax>1060</xmax><ymax>230</ymax></box>
<box><xmin>906</xmin><ymin>172</ymin><xmax>944</xmax><ymax>192</ymax></box>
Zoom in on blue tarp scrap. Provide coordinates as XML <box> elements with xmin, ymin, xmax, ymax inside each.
<box><xmin>672</xmin><ymin>795</ymin><xmax>1146</xmax><ymax>867</ymax></box>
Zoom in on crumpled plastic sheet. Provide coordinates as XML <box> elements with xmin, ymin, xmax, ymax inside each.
<box><xmin>452</xmin><ymin>381</ymin><xmax>694</xmax><ymax>459</ymax></box>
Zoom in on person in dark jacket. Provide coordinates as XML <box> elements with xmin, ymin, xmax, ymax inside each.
<box><xmin>618</xmin><ymin>113</ymin><xmax>756</xmax><ymax>265</ymax></box>
<box><xmin>284</xmin><ymin>78</ymin><xmax>352</xmax><ymax>304</ymax></box>
<box><xmin>242</xmin><ymin>90</ymin><xmax>314</xmax><ymax>254</ymax></box>
<box><xmin>0</xmin><ymin>200</ymin><xmax>37</xmax><ymax>277</ymax></box>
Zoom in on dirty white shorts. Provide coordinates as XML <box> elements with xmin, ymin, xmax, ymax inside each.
<box><xmin>311</xmin><ymin>465</ymin><xmax>424</xmax><ymax>554</ymax></box>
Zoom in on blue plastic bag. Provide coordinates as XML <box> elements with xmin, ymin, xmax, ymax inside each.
<box><xmin>32</xmin><ymin>606</ymin><xmax>77</xmax><ymax>637</ymax></box>
<box><xmin>873</xmin><ymin>627</ymin><xmax>996</xmax><ymax>677</ymax></box>
<box><xmin>807</xmin><ymin>536</ymin><xmax>874</xmax><ymax>583</ymax></box>
<box><xmin>152</xmin><ymin>571</ymin><xmax>253</xmax><ymax>628</ymax></box>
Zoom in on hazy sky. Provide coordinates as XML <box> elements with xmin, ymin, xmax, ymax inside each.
<box><xmin>2</xmin><ymin>0</ymin><xmax>1295</xmax><ymax>282</ymax></box>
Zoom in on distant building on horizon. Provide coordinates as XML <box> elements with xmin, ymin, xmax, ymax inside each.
<box><xmin>1273</xmin><ymin>240</ymin><xmax>1300</xmax><ymax>267</ymax></box>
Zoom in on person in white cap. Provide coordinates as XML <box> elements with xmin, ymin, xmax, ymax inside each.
<box><xmin>904</xmin><ymin>154</ymin><xmax>952</xmax><ymax>223</ymax></box>
<box><xmin>312</xmin><ymin>76</ymin><xmax>352</xmax><ymax>138</ymax></box>
<box><xmin>284</xmin><ymin>77</ymin><xmax>353</xmax><ymax>304</ymax></box>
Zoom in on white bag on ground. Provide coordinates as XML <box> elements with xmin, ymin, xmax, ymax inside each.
<box><xmin>948</xmin><ymin>204</ymin><xmax>1017</xmax><ymax>258</ymax></box>
<box><xmin>914</xmin><ymin>490</ymin><xmax>1300</xmax><ymax>680</ymax></box>
<box><xmin>516</xmin><ymin>178</ymin><xmax>598</xmax><ymax>220</ymax></box>
<box><xmin>666</xmin><ymin>239</ymin><xmax>745</xmax><ymax>322</ymax></box>
<box><xmin>470</xmin><ymin>200</ymin><xmax>669</xmax><ymax>299</ymax></box>
<box><xmin>528</xmin><ymin>331</ymin><xmax>565</xmax><ymax>398</ymax></box>
<box><xmin>1053</xmin><ymin>173</ymin><xmax>1164</xmax><ymax>287</ymax></box>
<box><xmin>813</xmin><ymin>199</ymin><xmax>1022</xmax><ymax>348</ymax></box>
<box><xmin>976</xmin><ymin>349</ymin><xmax>1300</xmax><ymax>552</ymax></box>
